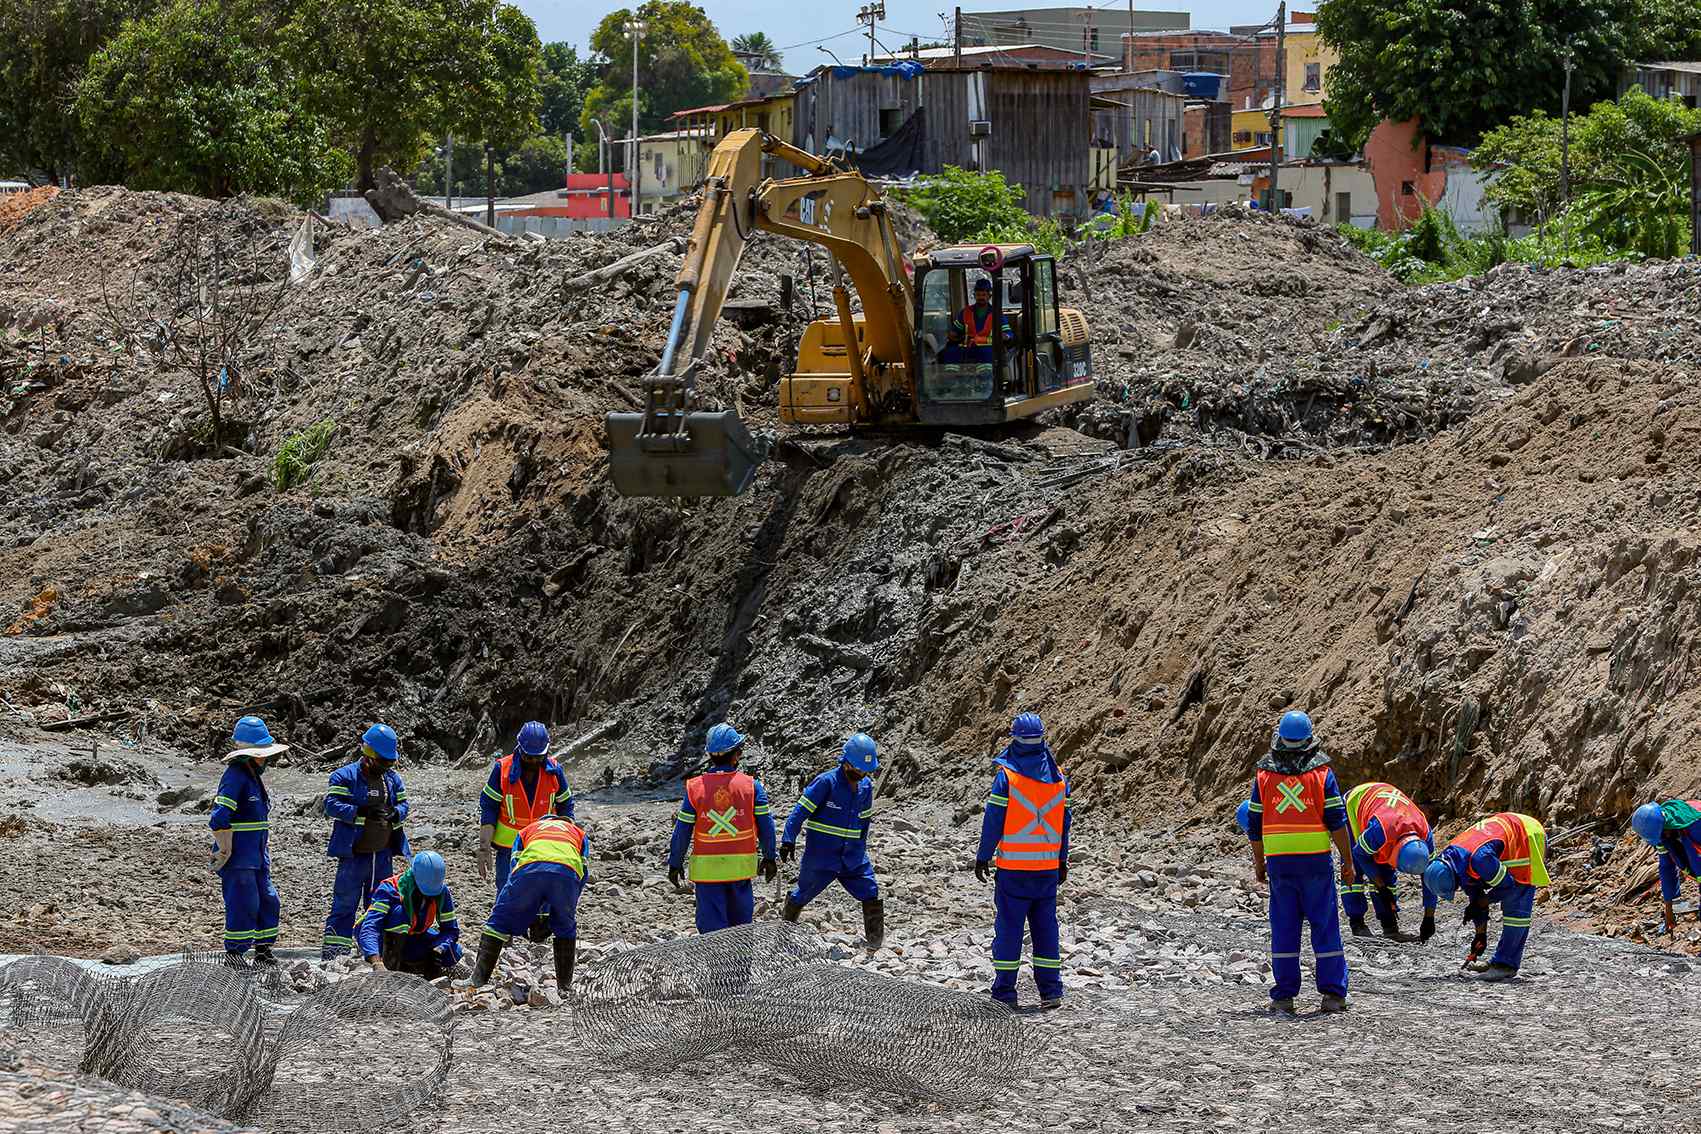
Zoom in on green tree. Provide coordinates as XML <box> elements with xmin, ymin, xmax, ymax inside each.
<box><xmin>580</xmin><ymin>1</ymin><xmax>747</xmax><ymax>145</ymax></box>
<box><xmin>0</xmin><ymin>0</ymin><xmax>153</xmax><ymax>183</ymax></box>
<box><xmin>74</xmin><ymin>0</ymin><xmax>349</xmax><ymax>203</ymax></box>
<box><xmin>900</xmin><ymin>165</ymin><xmax>1029</xmax><ymax>242</ymax></box>
<box><xmin>540</xmin><ymin>41</ymin><xmax>596</xmax><ymax>144</ymax></box>
<box><xmin>1317</xmin><ymin>0</ymin><xmax>1695</xmax><ymax>146</ymax></box>
<box><xmin>731</xmin><ymin>31</ymin><xmax>783</xmax><ymax>71</ymax></box>
<box><xmin>283</xmin><ymin>0</ymin><xmax>542</xmax><ymax>192</ymax></box>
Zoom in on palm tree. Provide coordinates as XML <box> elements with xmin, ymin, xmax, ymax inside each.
<box><xmin>731</xmin><ymin>32</ymin><xmax>783</xmax><ymax>72</ymax></box>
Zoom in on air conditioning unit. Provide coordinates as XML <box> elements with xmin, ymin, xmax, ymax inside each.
<box><xmin>968</xmin><ymin>119</ymin><xmax>992</xmax><ymax>137</ymax></box>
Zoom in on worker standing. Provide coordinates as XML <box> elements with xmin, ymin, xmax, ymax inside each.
<box><xmin>1340</xmin><ymin>782</ymin><xmax>1435</xmax><ymax>943</ymax></box>
<box><xmin>667</xmin><ymin>723</ymin><xmax>777</xmax><ymax>934</ymax></box>
<box><xmin>478</xmin><ymin>721</ymin><xmax>573</xmax><ymax>890</ymax></box>
<box><xmin>779</xmin><ymin>734</ymin><xmax>884</xmax><ymax>950</ymax></box>
<box><xmin>357</xmin><ymin>851</ymin><xmax>461</xmax><ymax>978</ymax></box>
<box><xmin>1423</xmin><ymin>811</ymin><xmax>1550</xmax><ymax>981</ymax></box>
<box><xmin>1246</xmin><ymin>710</ymin><xmax>1355</xmax><ymax>1013</ymax></box>
<box><xmin>947</xmin><ymin>277</ymin><xmax>1013</xmax><ymax>363</ymax></box>
<box><xmin>974</xmin><ymin>712</ymin><xmax>1070</xmax><ymax>1010</ymax></box>
<box><xmin>1632</xmin><ymin>800</ymin><xmax>1701</xmax><ymax>935</ymax></box>
<box><xmin>471</xmin><ymin>816</ymin><xmax>590</xmax><ymax>993</ymax></box>
<box><xmin>320</xmin><ymin>723</ymin><xmax>410</xmax><ymax>959</ymax></box>
<box><xmin>210</xmin><ymin>716</ymin><xmax>287</xmax><ymax>963</ymax></box>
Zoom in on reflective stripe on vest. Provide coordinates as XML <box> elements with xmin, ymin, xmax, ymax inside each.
<box><xmin>1345</xmin><ymin>781</ymin><xmax>1428</xmax><ymax>867</ymax></box>
<box><xmin>687</xmin><ymin>771</ymin><xmax>758</xmax><ymax>883</ymax></box>
<box><xmin>513</xmin><ymin>817</ymin><xmax>586</xmax><ymax>878</ymax></box>
<box><xmin>1257</xmin><ymin>767</ymin><xmax>1331</xmax><ymax>855</ymax></box>
<box><xmin>493</xmin><ymin>754</ymin><xmax>564</xmax><ymax>849</ymax></box>
<box><xmin>996</xmin><ymin>769</ymin><xmax>1065</xmax><ymax>871</ymax></box>
<box><xmin>1451</xmin><ymin>812</ymin><xmax>1549</xmax><ymax>887</ymax></box>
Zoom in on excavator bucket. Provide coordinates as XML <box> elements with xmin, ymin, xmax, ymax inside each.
<box><xmin>605</xmin><ymin>411</ymin><xmax>764</xmax><ymax>498</ymax></box>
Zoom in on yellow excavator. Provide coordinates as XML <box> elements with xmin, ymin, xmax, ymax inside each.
<box><xmin>606</xmin><ymin>129</ymin><xmax>1095</xmax><ymax>497</ymax></box>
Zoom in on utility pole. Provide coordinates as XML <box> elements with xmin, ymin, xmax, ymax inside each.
<box><xmin>953</xmin><ymin>5</ymin><xmax>962</xmax><ymax>68</ymax></box>
<box><xmin>1561</xmin><ymin>44</ymin><xmax>1575</xmax><ymax>261</ymax></box>
<box><xmin>444</xmin><ymin>133</ymin><xmax>454</xmax><ymax>212</ymax></box>
<box><xmin>1265</xmin><ymin>1</ymin><xmax>1286</xmax><ymax>213</ymax></box>
<box><xmin>1126</xmin><ymin>0</ymin><xmax>1135</xmax><ymax>71</ymax></box>
<box><xmin>857</xmin><ymin>2</ymin><xmax>885</xmax><ymax>65</ymax></box>
<box><xmin>565</xmin><ymin>132</ymin><xmax>573</xmax><ymax>184</ymax></box>
<box><xmin>627</xmin><ymin>18</ymin><xmax>646</xmax><ymax>217</ymax></box>
<box><xmin>484</xmin><ymin>141</ymin><xmax>495</xmax><ymax>228</ymax></box>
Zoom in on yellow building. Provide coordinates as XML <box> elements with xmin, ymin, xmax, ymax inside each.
<box><xmin>1281</xmin><ymin>26</ymin><xmax>1338</xmax><ymax>106</ymax></box>
<box><xmin>669</xmin><ymin>91</ymin><xmax>799</xmax><ymax>183</ymax></box>
<box><xmin>1231</xmin><ymin>107</ymin><xmax>1274</xmax><ymax>150</ymax></box>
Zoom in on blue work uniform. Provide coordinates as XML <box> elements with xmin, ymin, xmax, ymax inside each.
<box><xmin>479</xmin><ymin>756</ymin><xmax>574</xmax><ymax>890</ymax></box>
<box><xmin>1342</xmin><ymin>818</ymin><xmax>1437</xmax><ymax>924</ymax></box>
<box><xmin>1657</xmin><ymin>820</ymin><xmax>1701</xmax><ymax>904</ymax></box>
<box><xmin>1437</xmin><ymin>842</ymin><xmax>1537</xmax><ymax>971</ymax></box>
<box><xmin>356</xmin><ymin>874</ymin><xmax>461</xmax><ymax>972</ymax></box>
<box><xmin>782</xmin><ymin>767</ymin><xmax>877</xmax><ymax>907</ymax></box>
<box><xmin>1248</xmin><ymin>760</ymin><xmax>1348</xmax><ymax>1001</ymax></box>
<box><xmin>668</xmin><ymin>774</ymin><xmax>776</xmax><ymax>934</ymax></box>
<box><xmin>484</xmin><ymin>820</ymin><xmax>589</xmax><ymax>943</ymax></box>
<box><xmin>320</xmin><ymin>760</ymin><xmax>411</xmax><ymax>957</ymax></box>
<box><xmin>209</xmin><ymin>762</ymin><xmax>280</xmax><ymax>954</ymax></box>
<box><xmin>978</xmin><ymin>742</ymin><xmax>1071</xmax><ymax>1005</ymax></box>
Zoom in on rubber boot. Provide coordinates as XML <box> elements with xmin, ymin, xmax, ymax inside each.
<box><xmin>253</xmin><ymin>943</ymin><xmax>277</xmax><ymax>966</ymax></box>
<box><xmin>1378</xmin><ymin>913</ymin><xmax>1417</xmax><ymax>943</ymax></box>
<box><xmin>471</xmin><ymin>934</ymin><xmax>505</xmax><ymax>987</ymax></box>
<box><xmin>781</xmin><ymin>898</ymin><xmax>803</xmax><ymax>923</ymax></box>
<box><xmin>553</xmin><ymin>937</ymin><xmax>576</xmax><ymax>992</ymax></box>
<box><xmin>1478</xmin><ymin>963</ymin><xmax>1517</xmax><ymax>983</ymax></box>
<box><xmin>861</xmin><ymin>900</ymin><xmax>885</xmax><ymax>951</ymax></box>
<box><xmin>1320</xmin><ymin>993</ymin><xmax>1349</xmax><ymax>1012</ymax></box>
<box><xmin>1349</xmin><ymin>916</ymin><xmax>1372</xmax><ymax>937</ymax></box>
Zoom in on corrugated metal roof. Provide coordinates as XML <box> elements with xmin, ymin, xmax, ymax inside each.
<box><xmin>1638</xmin><ymin>60</ymin><xmax>1701</xmax><ymax>74</ymax></box>
<box><xmin>1282</xmin><ymin>103</ymin><xmax>1328</xmax><ymax>118</ymax></box>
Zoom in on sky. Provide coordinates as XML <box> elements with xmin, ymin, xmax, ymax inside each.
<box><xmin>525</xmin><ymin>0</ymin><xmax>1285</xmax><ymax>61</ymax></box>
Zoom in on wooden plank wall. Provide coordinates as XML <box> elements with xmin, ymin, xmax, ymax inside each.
<box><xmin>792</xmin><ymin>70</ymin><xmax>920</xmax><ymax>157</ymax></box>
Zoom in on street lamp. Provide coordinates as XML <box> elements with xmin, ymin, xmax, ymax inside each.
<box><xmin>626</xmin><ymin>19</ymin><xmax>647</xmax><ymax>218</ymax></box>
<box><xmin>818</xmin><ymin>44</ymin><xmax>848</xmax><ymax>66</ymax></box>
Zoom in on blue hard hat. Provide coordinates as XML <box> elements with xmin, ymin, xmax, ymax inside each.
<box><xmin>411</xmin><ymin>851</ymin><xmax>446</xmax><ymax>897</ymax></box>
<box><xmin>362</xmin><ymin>723</ymin><xmax>399</xmax><ymax>761</ymax></box>
<box><xmin>1632</xmin><ymin>802</ymin><xmax>1666</xmax><ymax>847</ymax></box>
<box><xmin>232</xmin><ymin>715</ymin><xmax>275</xmax><ymax>747</ymax></box>
<box><xmin>1423</xmin><ymin>858</ymin><xmax>1458</xmax><ymax>903</ymax></box>
<box><xmin>1274</xmin><ymin>710</ymin><xmax>1314</xmax><ymax>749</ymax></box>
<box><xmin>1235</xmin><ymin>800</ymin><xmax>1252</xmax><ymax>836</ymax></box>
<box><xmin>516</xmin><ymin>721</ymin><xmax>550</xmax><ymax>757</ymax></box>
<box><xmin>706</xmin><ymin>722</ymin><xmax>745</xmax><ymax>756</ymax></box>
<box><xmin>1011</xmin><ymin>712</ymin><xmax>1045</xmax><ymax>741</ymax></box>
<box><xmin>1396</xmin><ymin>837</ymin><xmax>1430</xmax><ymax>876</ymax></box>
<box><xmin>842</xmin><ymin>733</ymin><xmax>879</xmax><ymax>773</ymax></box>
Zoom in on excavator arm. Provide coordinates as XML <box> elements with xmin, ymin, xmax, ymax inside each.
<box><xmin>607</xmin><ymin>129</ymin><xmax>916</xmax><ymax>498</ymax></box>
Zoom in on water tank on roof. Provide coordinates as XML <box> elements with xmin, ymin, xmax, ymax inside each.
<box><xmin>1182</xmin><ymin>72</ymin><xmax>1225</xmax><ymax>100</ymax></box>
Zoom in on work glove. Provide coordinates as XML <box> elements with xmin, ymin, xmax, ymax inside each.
<box><xmin>779</xmin><ymin>843</ymin><xmax>795</xmax><ymax>863</ymax></box>
<box><xmin>1419</xmin><ymin>911</ymin><xmax>1436</xmax><ymax>943</ymax></box>
<box><xmin>1057</xmin><ymin>863</ymin><xmax>1068</xmax><ymax>886</ymax></box>
<box><xmin>367</xmin><ymin>956</ymin><xmax>386</xmax><ymax>971</ymax></box>
<box><xmin>760</xmin><ymin>858</ymin><xmax>777</xmax><ymax>883</ymax></box>
<box><xmin>383</xmin><ymin>806</ymin><xmax>402</xmax><ymax>824</ymax></box>
<box><xmin>668</xmin><ymin>867</ymin><xmax>684</xmax><ymax>890</ymax></box>
<box><xmin>974</xmin><ymin>860</ymin><xmax>991</xmax><ymax>884</ymax></box>
<box><xmin>1468</xmin><ymin>924</ymin><xmax>1488</xmax><ymax>963</ymax></box>
<box><xmin>477</xmin><ymin>841</ymin><xmax>493</xmax><ymax>881</ymax></box>
<box><xmin>210</xmin><ymin>850</ymin><xmax>231</xmax><ymax>874</ymax></box>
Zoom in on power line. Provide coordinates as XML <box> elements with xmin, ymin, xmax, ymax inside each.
<box><xmin>778</xmin><ymin>27</ymin><xmax>863</xmax><ymax>50</ymax></box>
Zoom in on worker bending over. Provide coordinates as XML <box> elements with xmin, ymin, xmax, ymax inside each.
<box><xmin>210</xmin><ymin>716</ymin><xmax>286</xmax><ymax>963</ymax></box>
<box><xmin>668</xmin><ymin>722</ymin><xmax>777</xmax><ymax>934</ymax></box>
<box><xmin>321</xmin><ymin>723</ymin><xmax>410</xmax><ymax>959</ymax></box>
<box><xmin>1246</xmin><ymin>710</ymin><xmax>1354</xmax><ymax>1013</ymax></box>
<box><xmin>975</xmin><ymin>712</ymin><xmax>1070</xmax><ymax>1010</ymax></box>
<box><xmin>358</xmin><ymin>851</ymin><xmax>460</xmax><ymax>978</ymax></box>
<box><xmin>1633</xmin><ymin>799</ymin><xmax>1701</xmax><ymax>935</ymax></box>
<box><xmin>1423</xmin><ymin>812</ymin><xmax>1550</xmax><ymax>981</ymax></box>
<box><xmin>479</xmin><ymin>721</ymin><xmax>574</xmax><ymax>889</ymax></box>
<box><xmin>781</xmin><ymin>733</ymin><xmax>883</xmax><ymax>950</ymax></box>
<box><xmin>473</xmin><ymin>816</ymin><xmax>589</xmax><ymax>992</ymax></box>
<box><xmin>1341</xmin><ymin>781</ymin><xmax>1435</xmax><ymax>942</ymax></box>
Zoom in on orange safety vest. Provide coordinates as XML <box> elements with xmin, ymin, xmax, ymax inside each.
<box><xmin>379</xmin><ymin>873</ymin><xmax>438</xmax><ymax>933</ymax></box>
<box><xmin>512</xmin><ymin>816</ymin><xmax>587</xmax><ymax>878</ymax></box>
<box><xmin>1346</xmin><ymin>782</ymin><xmax>1430</xmax><ymax>868</ymax></box>
<box><xmin>686</xmin><ymin>770</ymin><xmax>758</xmax><ymax>883</ymax></box>
<box><xmin>959</xmin><ymin>304</ymin><xmax>997</xmax><ymax>346</ymax></box>
<box><xmin>1450</xmin><ymin>812</ymin><xmax>1549</xmax><ymax>887</ymax></box>
<box><xmin>1255</xmin><ymin>767</ymin><xmax>1331</xmax><ymax>856</ymax></box>
<box><xmin>493</xmin><ymin>754</ymin><xmax>566</xmax><ymax>849</ymax></box>
<box><xmin>996</xmin><ymin>769</ymin><xmax>1066</xmax><ymax>871</ymax></box>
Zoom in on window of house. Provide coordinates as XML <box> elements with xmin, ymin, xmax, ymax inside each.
<box><xmin>1335</xmin><ymin>191</ymin><xmax>1351</xmax><ymax>220</ymax></box>
<box><xmin>1090</xmin><ymin>28</ymin><xmax>1099</xmax><ymax>51</ymax></box>
<box><xmin>1304</xmin><ymin>62</ymin><xmax>1320</xmax><ymax>92</ymax></box>
<box><xmin>879</xmin><ymin>107</ymin><xmax>903</xmax><ymax>137</ymax></box>
<box><xmin>1256</xmin><ymin>131</ymin><xmax>1272</xmax><ymax>145</ymax></box>
<box><xmin>1401</xmin><ymin>180</ymin><xmax>1415</xmax><ymax>196</ymax></box>
<box><xmin>1233</xmin><ymin>130</ymin><xmax>1252</xmax><ymax>144</ymax></box>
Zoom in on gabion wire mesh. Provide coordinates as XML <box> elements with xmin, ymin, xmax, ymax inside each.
<box><xmin>571</xmin><ymin>923</ymin><xmax>1033</xmax><ymax>1104</ymax></box>
<box><xmin>0</xmin><ymin>954</ymin><xmax>455</xmax><ymax>1132</ymax></box>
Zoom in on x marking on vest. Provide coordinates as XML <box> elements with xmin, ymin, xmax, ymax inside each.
<box><xmin>1275</xmin><ymin>782</ymin><xmax>1309</xmax><ymax>814</ymax></box>
<box><xmin>1009</xmin><ymin>783</ymin><xmax>1061</xmax><ymax>841</ymax></box>
<box><xmin>1373</xmin><ymin>787</ymin><xmax>1408</xmax><ymax>808</ymax></box>
<box><xmin>705</xmin><ymin>807</ymin><xmax>741</xmax><ymax>836</ymax></box>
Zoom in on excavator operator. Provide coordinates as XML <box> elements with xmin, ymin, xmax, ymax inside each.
<box><xmin>945</xmin><ymin>277</ymin><xmax>1013</xmax><ymax>363</ymax></box>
